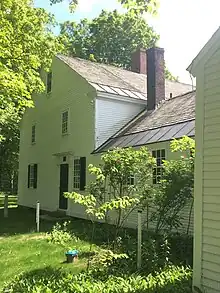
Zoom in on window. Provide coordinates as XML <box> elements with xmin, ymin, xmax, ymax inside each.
<box><xmin>73</xmin><ymin>158</ymin><xmax>80</xmax><ymax>189</ymax></box>
<box><xmin>73</xmin><ymin>157</ymin><xmax>86</xmax><ymax>190</ymax></box>
<box><xmin>62</xmin><ymin>110</ymin><xmax>69</xmax><ymax>134</ymax></box>
<box><xmin>47</xmin><ymin>72</ymin><xmax>52</xmax><ymax>93</ymax></box>
<box><xmin>152</xmin><ymin>149</ymin><xmax>165</xmax><ymax>184</ymax></box>
<box><xmin>31</xmin><ymin>125</ymin><xmax>36</xmax><ymax>144</ymax></box>
<box><xmin>28</xmin><ymin>164</ymin><xmax>38</xmax><ymax>189</ymax></box>
<box><xmin>127</xmin><ymin>174</ymin><xmax>135</xmax><ymax>185</ymax></box>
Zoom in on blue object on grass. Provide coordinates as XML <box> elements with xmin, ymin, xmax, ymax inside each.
<box><xmin>65</xmin><ymin>249</ymin><xmax>78</xmax><ymax>257</ymax></box>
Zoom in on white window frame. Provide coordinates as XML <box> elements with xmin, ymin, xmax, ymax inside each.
<box><xmin>31</xmin><ymin>124</ymin><xmax>36</xmax><ymax>144</ymax></box>
<box><xmin>152</xmin><ymin>149</ymin><xmax>165</xmax><ymax>184</ymax></box>
<box><xmin>29</xmin><ymin>164</ymin><xmax>35</xmax><ymax>188</ymax></box>
<box><xmin>61</xmin><ymin>109</ymin><xmax>69</xmax><ymax>135</ymax></box>
<box><xmin>127</xmin><ymin>174</ymin><xmax>135</xmax><ymax>185</ymax></box>
<box><xmin>73</xmin><ymin>157</ymin><xmax>80</xmax><ymax>190</ymax></box>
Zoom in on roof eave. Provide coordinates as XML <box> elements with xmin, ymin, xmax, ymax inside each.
<box><xmin>187</xmin><ymin>26</ymin><xmax>220</xmax><ymax>77</ymax></box>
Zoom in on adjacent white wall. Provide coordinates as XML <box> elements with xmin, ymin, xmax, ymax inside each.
<box><xmin>95</xmin><ymin>94</ymin><xmax>146</xmax><ymax>148</ymax></box>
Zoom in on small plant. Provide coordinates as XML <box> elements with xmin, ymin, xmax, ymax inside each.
<box><xmin>3</xmin><ymin>265</ymin><xmax>192</xmax><ymax>293</ymax></box>
<box><xmin>47</xmin><ymin>221</ymin><xmax>78</xmax><ymax>245</ymax></box>
<box><xmin>91</xmin><ymin>248</ymin><xmax>128</xmax><ymax>268</ymax></box>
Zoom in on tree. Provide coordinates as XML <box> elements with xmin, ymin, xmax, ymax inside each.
<box><xmin>0</xmin><ymin>107</ymin><xmax>20</xmax><ymax>193</ymax></box>
<box><xmin>65</xmin><ymin>147</ymin><xmax>155</xmax><ymax>247</ymax></box>
<box><xmin>149</xmin><ymin>136</ymin><xmax>195</xmax><ymax>233</ymax></box>
<box><xmin>0</xmin><ymin>0</ymin><xmax>62</xmax><ymax>139</ymax></box>
<box><xmin>50</xmin><ymin>0</ymin><xmax>159</xmax><ymax>15</ymax></box>
<box><xmin>59</xmin><ymin>10</ymin><xmax>177</xmax><ymax>80</ymax></box>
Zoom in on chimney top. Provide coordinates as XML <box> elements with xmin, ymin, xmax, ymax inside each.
<box><xmin>147</xmin><ymin>47</ymin><xmax>165</xmax><ymax>111</ymax></box>
<box><xmin>131</xmin><ymin>48</ymin><xmax>147</xmax><ymax>75</ymax></box>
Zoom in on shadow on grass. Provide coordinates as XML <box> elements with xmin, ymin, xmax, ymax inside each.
<box><xmin>0</xmin><ymin>206</ymin><xmax>55</xmax><ymax>236</ymax></box>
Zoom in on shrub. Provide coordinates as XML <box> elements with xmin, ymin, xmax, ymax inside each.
<box><xmin>47</xmin><ymin>221</ymin><xmax>78</xmax><ymax>245</ymax></box>
<box><xmin>3</xmin><ymin>265</ymin><xmax>192</xmax><ymax>293</ymax></box>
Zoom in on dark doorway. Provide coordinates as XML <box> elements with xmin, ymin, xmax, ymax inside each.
<box><xmin>59</xmin><ymin>164</ymin><xmax>69</xmax><ymax>210</ymax></box>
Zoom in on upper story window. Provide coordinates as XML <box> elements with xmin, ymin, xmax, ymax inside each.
<box><xmin>62</xmin><ymin>110</ymin><xmax>69</xmax><ymax>135</ymax></box>
<box><xmin>152</xmin><ymin>149</ymin><xmax>165</xmax><ymax>184</ymax></box>
<box><xmin>31</xmin><ymin>125</ymin><xmax>36</xmax><ymax>144</ymax></box>
<box><xmin>47</xmin><ymin>72</ymin><xmax>52</xmax><ymax>93</ymax></box>
<box><xmin>28</xmin><ymin>164</ymin><xmax>38</xmax><ymax>189</ymax></box>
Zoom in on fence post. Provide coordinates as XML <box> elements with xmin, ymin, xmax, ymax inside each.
<box><xmin>4</xmin><ymin>194</ymin><xmax>8</xmax><ymax>218</ymax></box>
<box><xmin>36</xmin><ymin>201</ymin><xmax>40</xmax><ymax>232</ymax></box>
<box><xmin>137</xmin><ymin>210</ymin><xmax>142</xmax><ymax>270</ymax></box>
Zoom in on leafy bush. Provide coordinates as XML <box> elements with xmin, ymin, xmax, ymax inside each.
<box><xmin>47</xmin><ymin>221</ymin><xmax>78</xmax><ymax>245</ymax></box>
<box><xmin>91</xmin><ymin>249</ymin><xmax>128</xmax><ymax>268</ymax></box>
<box><xmin>3</xmin><ymin>265</ymin><xmax>192</xmax><ymax>293</ymax></box>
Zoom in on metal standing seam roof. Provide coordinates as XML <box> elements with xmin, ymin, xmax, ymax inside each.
<box><xmin>89</xmin><ymin>82</ymin><xmax>147</xmax><ymax>101</ymax></box>
<box><xmin>94</xmin><ymin>119</ymin><xmax>195</xmax><ymax>153</ymax></box>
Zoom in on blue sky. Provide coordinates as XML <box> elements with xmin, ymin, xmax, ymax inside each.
<box><xmin>35</xmin><ymin>0</ymin><xmax>220</xmax><ymax>84</ymax></box>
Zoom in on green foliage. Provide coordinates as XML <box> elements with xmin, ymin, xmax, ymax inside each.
<box><xmin>91</xmin><ymin>249</ymin><xmax>128</xmax><ymax>268</ymax></box>
<box><xmin>66</xmin><ymin>147</ymin><xmax>155</xmax><ymax>243</ymax></box>
<box><xmin>51</xmin><ymin>0</ymin><xmax>159</xmax><ymax>15</ymax></box>
<box><xmin>0</xmin><ymin>107</ymin><xmax>19</xmax><ymax>192</ymax></box>
<box><xmin>59</xmin><ymin>10</ymin><xmax>158</xmax><ymax>67</ymax></box>
<box><xmin>47</xmin><ymin>221</ymin><xmax>78</xmax><ymax>245</ymax></box>
<box><xmin>3</xmin><ymin>265</ymin><xmax>192</xmax><ymax>293</ymax></box>
<box><xmin>0</xmin><ymin>0</ymin><xmax>62</xmax><ymax>139</ymax></box>
<box><xmin>149</xmin><ymin>136</ymin><xmax>195</xmax><ymax>233</ymax></box>
<box><xmin>59</xmin><ymin>10</ymin><xmax>176</xmax><ymax>80</ymax></box>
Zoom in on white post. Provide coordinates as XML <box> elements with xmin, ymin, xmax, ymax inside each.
<box><xmin>137</xmin><ymin>210</ymin><xmax>142</xmax><ymax>270</ymax></box>
<box><xmin>4</xmin><ymin>195</ymin><xmax>8</xmax><ymax>218</ymax></box>
<box><xmin>36</xmin><ymin>201</ymin><xmax>40</xmax><ymax>232</ymax></box>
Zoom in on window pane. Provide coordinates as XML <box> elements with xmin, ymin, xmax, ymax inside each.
<box><xmin>73</xmin><ymin>158</ymin><xmax>80</xmax><ymax>189</ymax></box>
<box><xmin>29</xmin><ymin>165</ymin><xmax>35</xmax><ymax>188</ymax></box>
<box><xmin>62</xmin><ymin>111</ymin><xmax>69</xmax><ymax>134</ymax></box>
<box><xmin>152</xmin><ymin>149</ymin><xmax>166</xmax><ymax>184</ymax></box>
<box><xmin>152</xmin><ymin>151</ymin><xmax>156</xmax><ymax>158</ymax></box>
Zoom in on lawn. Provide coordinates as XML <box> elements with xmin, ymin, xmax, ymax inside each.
<box><xmin>0</xmin><ymin>204</ymin><xmax>95</xmax><ymax>290</ymax></box>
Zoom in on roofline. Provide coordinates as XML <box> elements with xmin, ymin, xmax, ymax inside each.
<box><xmin>96</xmin><ymin>91</ymin><xmax>147</xmax><ymax>104</ymax></box>
<box><xmin>93</xmin><ymin>134</ymin><xmax>195</xmax><ymax>154</ymax></box>
<box><xmin>57</xmin><ymin>54</ymin><xmax>194</xmax><ymax>88</ymax></box>
<box><xmin>92</xmin><ymin>118</ymin><xmax>195</xmax><ymax>154</ymax></box>
<box><xmin>187</xmin><ymin>26</ymin><xmax>220</xmax><ymax>76</ymax></box>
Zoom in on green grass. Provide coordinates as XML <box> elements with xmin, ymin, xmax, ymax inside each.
<box><xmin>0</xmin><ymin>206</ymin><xmax>95</xmax><ymax>290</ymax></box>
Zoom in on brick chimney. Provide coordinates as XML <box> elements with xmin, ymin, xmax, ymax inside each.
<box><xmin>147</xmin><ymin>47</ymin><xmax>165</xmax><ymax>111</ymax></box>
<box><xmin>131</xmin><ymin>48</ymin><xmax>147</xmax><ymax>75</ymax></box>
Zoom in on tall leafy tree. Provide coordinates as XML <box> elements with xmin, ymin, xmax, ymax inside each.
<box><xmin>0</xmin><ymin>0</ymin><xmax>61</xmax><ymax>130</ymax></box>
<box><xmin>51</xmin><ymin>0</ymin><xmax>159</xmax><ymax>15</ymax></box>
<box><xmin>0</xmin><ymin>0</ymin><xmax>61</xmax><ymax>191</ymax></box>
<box><xmin>59</xmin><ymin>10</ymin><xmax>177</xmax><ymax>80</ymax></box>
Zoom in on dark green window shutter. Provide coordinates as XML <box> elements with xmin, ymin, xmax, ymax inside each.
<box><xmin>47</xmin><ymin>72</ymin><xmax>52</xmax><ymax>93</ymax></box>
<box><xmin>33</xmin><ymin>164</ymin><xmax>38</xmax><ymax>189</ymax></box>
<box><xmin>80</xmin><ymin>157</ymin><xmax>86</xmax><ymax>191</ymax></box>
<box><xmin>28</xmin><ymin>165</ymin><xmax>30</xmax><ymax>188</ymax></box>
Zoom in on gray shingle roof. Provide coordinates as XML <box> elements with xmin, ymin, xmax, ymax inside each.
<box><xmin>125</xmin><ymin>90</ymin><xmax>195</xmax><ymax>134</ymax></box>
<box><xmin>57</xmin><ymin>55</ymin><xmax>194</xmax><ymax>98</ymax></box>
<box><xmin>94</xmin><ymin>91</ymin><xmax>196</xmax><ymax>153</ymax></box>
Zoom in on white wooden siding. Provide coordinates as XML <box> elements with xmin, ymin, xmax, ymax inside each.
<box><xmin>201</xmin><ymin>48</ymin><xmax>220</xmax><ymax>293</ymax></box>
<box><xmin>124</xmin><ymin>199</ymin><xmax>194</xmax><ymax>234</ymax></box>
<box><xmin>95</xmin><ymin>96</ymin><xmax>145</xmax><ymax>148</ymax></box>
